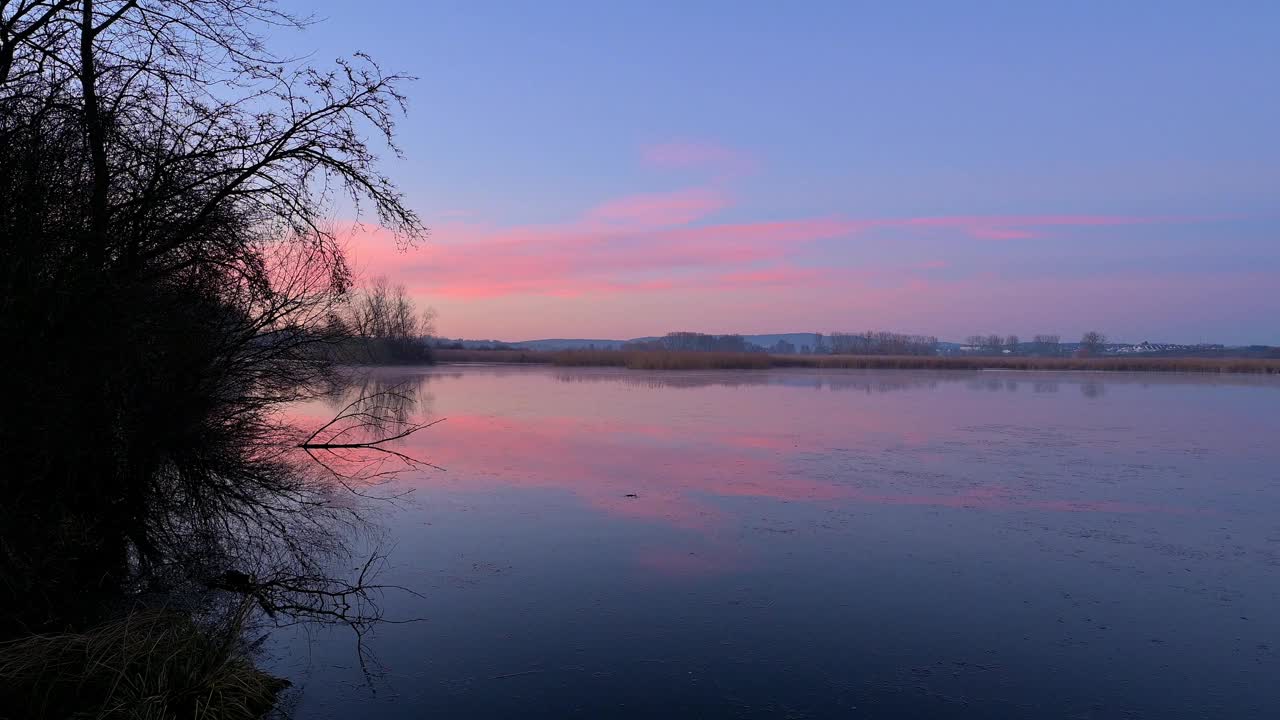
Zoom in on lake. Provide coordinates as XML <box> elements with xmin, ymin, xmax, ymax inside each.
<box><xmin>273</xmin><ymin>365</ymin><xmax>1280</xmax><ymax>719</ymax></box>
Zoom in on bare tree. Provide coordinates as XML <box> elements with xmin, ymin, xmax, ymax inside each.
<box><xmin>1005</xmin><ymin>335</ymin><xmax>1020</xmax><ymax>353</ymax></box>
<box><xmin>1032</xmin><ymin>334</ymin><xmax>1061</xmax><ymax>355</ymax></box>
<box><xmin>341</xmin><ymin>276</ymin><xmax>435</xmax><ymax>363</ymax></box>
<box><xmin>0</xmin><ymin>0</ymin><xmax>429</xmax><ymax>637</ymax></box>
<box><xmin>1079</xmin><ymin>331</ymin><xmax>1108</xmax><ymax>356</ymax></box>
<box><xmin>3</xmin><ymin>0</ymin><xmax>424</xmax><ymax>274</ymax></box>
<box><xmin>828</xmin><ymin>331</ymin><xmax>937</xmax><ymax>356</ymax></box>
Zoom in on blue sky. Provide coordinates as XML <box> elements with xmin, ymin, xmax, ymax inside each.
<box><xmin>277</xmin><ymin>1</ymin><xmax>1279</xmax><ymax>343</ymax></box>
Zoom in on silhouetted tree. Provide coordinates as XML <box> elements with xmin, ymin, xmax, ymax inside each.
<box><xmin>0</xmin><ymin>0</ymin><xmax>426</xmax><ymax>635</ymax></box>
<box><xmin>1079</xmin><ymin>331</ymin><xmax>1108</xmax><ymax>357</ymax></box>
<box><xmin>828</xmin><ymin>331</ymin><xmax>937</xmax><ymax>356</ymax></box>
<box><xmin>342</xmin><ymin>276</ymin><xmax>435</xmax><ymax>363</ymax></box>
<box><xmin>1032</xmin><ymin>334</ymin><xmax>1061</xmax><ymax>355</ymax></box>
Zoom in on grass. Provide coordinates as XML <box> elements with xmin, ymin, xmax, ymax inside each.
<box><xmin>435</xmin><ymin>348</ymin><xmax>1280</xmax><ymax>374</ymax></box>
<box><xmin>0</xmin><ymin>606</ymin><xmax>288</xmax><ymax>720</ymax></box>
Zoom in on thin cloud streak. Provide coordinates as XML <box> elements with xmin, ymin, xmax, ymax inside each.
<box><xmin>347</xmin><ymin>191</ymin><xmax>1206</xmax><ymax>301</ymax></box>
<box><xmin>585</xmin><ymin>187</ymin><xmax>731</xmax><ymax>227</ymax></box>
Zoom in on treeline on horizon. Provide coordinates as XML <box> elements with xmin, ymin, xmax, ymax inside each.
<box><xmin>336</xmin><ymin>276</ymin><xmax>437</xmax><ymax>365</ymax></box>
<box><xmin>430</xmin><ymin>330</ymin><xmax>942</xmax><ymax>355</ymax></box>
<box><xmin>430</xmin><ymin>329</ymin><xmax>1280</xmax><ymax>360</ymax></box>
<box><xmin>623</xmin><ymin>331</ymin><xmax>940</xmax><ymax>356</ymax></box>
<box><xmin>429</xmin><ymin>328</ymin><xmax>1280</xmax><ymax>373</ymax></box>
<box><xmin>433</xmin><ymin>348</ymin><xmax>1280</xmax><ymax>374</ymax></box>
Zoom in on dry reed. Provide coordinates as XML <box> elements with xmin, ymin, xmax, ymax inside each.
<box><xmin>432</xmin><ymin>348</ymin><xmax>1280</xmax><ymax>374</ymax></box>
<box><xmin>0</xmin><ymin>606</ymin><xmax>288</xmax><ymax>719</ymax></box>
<box><xmin>553</xmin><ymin>351</ymin><xmax>1280</xmax><ymax>374</ymax></box>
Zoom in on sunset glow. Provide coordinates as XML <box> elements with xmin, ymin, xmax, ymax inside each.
<box><xmin>286</xmin><ymin>1</ymin><xmax>1278</xmax><ymax>343</ymax></box>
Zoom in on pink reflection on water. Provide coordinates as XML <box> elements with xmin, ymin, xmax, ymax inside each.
<box><xmin>383</xmin><ymin>409</ymin><xmax>1191</xmax><ymax>526</ymax></box>
<box><xmin>289</xmin><ymin>367</ymin><xmax>1224</xmax><ymax>576</ymax></box>
<box><xmin>404</xmin><ymin>413</ymin><xmax>798</xmax><ymax>529</ymax></box>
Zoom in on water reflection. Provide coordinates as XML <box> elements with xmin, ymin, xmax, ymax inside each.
<box><xmin>1080</xmin><ymin>381</ymin><xmax>1106</xmax><ymax>398</ymax></box>
<box><xmin>277</xmin><ymin>366</ymin><xmax>1280</xmax><ymax>719</ymax></box>
<box><xmin>325</xmin><ymin>371</ymin><xmax>440</xmax><ymax>421</ymax></box>
<box><xmin>315</xmin><ymin>366</ymin><xmax>1279</xmax><ymax>534</ymax></box>
<box><xmin>553</xmin><ymin>368</ymin><xmax>945</xmax><ymax>394</ymax></box>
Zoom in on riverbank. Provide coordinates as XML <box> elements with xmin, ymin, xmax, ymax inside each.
<box><xmin>433</xmin><ymin>348</ymin><xmax>1280</xmax><ymax>374</ymax></box>
<box><xmin>0</xmin><ymin>607</ymin><xmax>288</xmax><ymax>719</ymax></box>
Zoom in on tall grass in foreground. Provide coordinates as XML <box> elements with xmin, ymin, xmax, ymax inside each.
<box><xmin>0</xmin><ymin>606</ymin><xmax>287</xmax><ymax>720</ymax></box>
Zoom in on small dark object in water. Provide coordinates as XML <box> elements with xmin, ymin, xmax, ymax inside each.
<box><xmin>624</xmin><ymin>493</ymin><xmax>638</xmax><ymax>498</ymax></box>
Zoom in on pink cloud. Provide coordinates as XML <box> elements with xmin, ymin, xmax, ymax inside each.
<box><xmin>641</xmin><ymin>140</ymin><xmax>755</xmax><ymax>174</ymax></box>
<box><xmin>344</xmin><ymin>205</ymin><xmax>856</xmax><ymax>300</ymax></box>
<box><xmin>710</xmin><ymin>267</ymin><xmax>834</xmax><ymax>289</ymax></box>
<box><xmin>967</xmin><ymin>226</ymin><xmax>1038</xmax><ymax>240</ymax></box>
<box><xmin>341</xmin><ymin>166</ymin><xmax>1210</xmax><ymax>316</ymax></box>
<box><xmin>585</xmin><ymin>187</ymin><xmax>730</xmax><ymax>227</ymax></box>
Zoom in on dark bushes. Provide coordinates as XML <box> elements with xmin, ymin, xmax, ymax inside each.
<box><xmin>0</xmin><ymin>0</ymin><xmax>426</xmax><ymax>696</ymax></box>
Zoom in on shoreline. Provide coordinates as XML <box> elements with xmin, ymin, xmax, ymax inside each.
<box><xmin>432</xmin><ymin>349</ymin><xmax>1280</xmax><ymax>375</ymax></box>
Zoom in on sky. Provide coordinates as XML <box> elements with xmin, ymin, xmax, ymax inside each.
<box><xmin>277</xmin><ymin>1</ymin><xmax>1279</xmax><ymax>343</ymax></box>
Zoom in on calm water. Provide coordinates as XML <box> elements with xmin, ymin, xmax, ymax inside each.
<box><xmin>274</xmin><ymin>366</ymin><xmax>1280</xmax><ymax>719</ymax></box>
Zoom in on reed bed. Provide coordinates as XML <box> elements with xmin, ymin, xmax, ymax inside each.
<box><xmin>779</xmin><ymin>354</ymin><xmax>1280</xmax><ymax>373</ymax></box>
<box><xmin>433</xmin><ymin>348</ymin><xmax>1280</xmax><ymax>374</ymax></box>
<box><xmin>555</xmin><ymin>351</ymin><xmax>1280</xmax><ymax>373</ymax></box>
<box><xmin>628</xmin><ymin>351</ymin><xmax>772</xmax><ymax>370</ymax></box>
